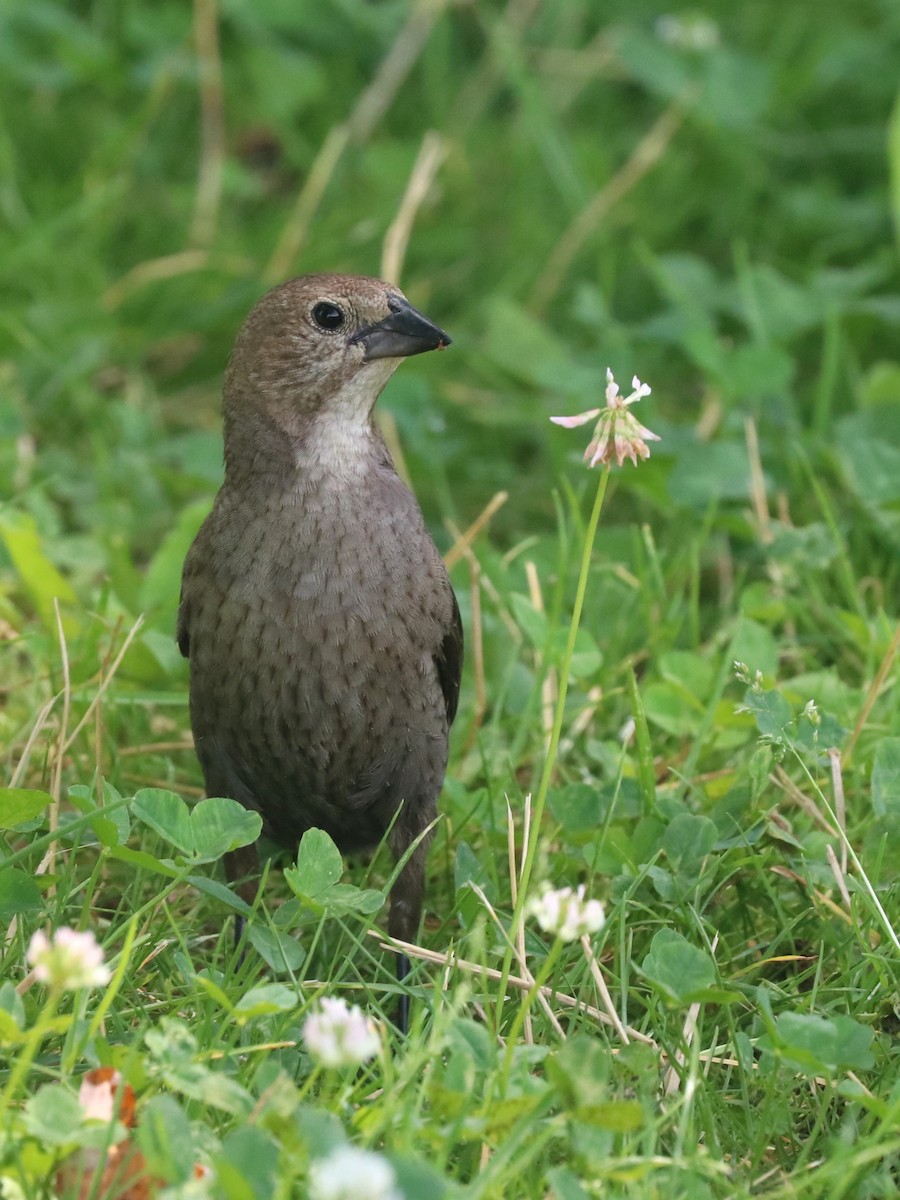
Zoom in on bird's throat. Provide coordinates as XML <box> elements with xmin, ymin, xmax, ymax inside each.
<box><xmin>298</xmin><ymin>365</ymin><xmax>397</xmax><ymax>479</ymax></box>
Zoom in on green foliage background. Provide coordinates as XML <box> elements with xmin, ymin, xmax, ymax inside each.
<box><xmin>1</xmin><ymin>1</ymin><xmax>899</xmax><ymax>1197</ymax></box>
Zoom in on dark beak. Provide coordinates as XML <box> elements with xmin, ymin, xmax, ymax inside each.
<box><xmin>351</xmin><ymin>296</ymin><xmax>452</xmax><ymax>361</ymax></box>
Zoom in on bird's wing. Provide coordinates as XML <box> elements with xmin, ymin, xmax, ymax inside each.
<box><xmin>435</xmin><ymin>587</ymin><xmax>464</xmax><ymax>726</ymax></box>
<box><xmin>176</xmin><ymin>582</ymin><xmax>191</xmax><ymax>658</ymax></box>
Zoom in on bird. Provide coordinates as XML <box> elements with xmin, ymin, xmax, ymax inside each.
<box><xmin>177</xmin><ymin>274</ymin><xmax>462</xmax><ymax>1027</ymax></box>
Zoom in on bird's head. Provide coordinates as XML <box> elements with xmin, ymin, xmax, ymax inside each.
<box><xmin>222</xmin><ymin>274</ymin><xmax>451</xmax><ymax>476</ymax></box>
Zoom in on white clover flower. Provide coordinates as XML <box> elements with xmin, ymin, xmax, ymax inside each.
<box><xmin>303</xmin><ymin>997</ymin><xmax>380</xmax><ymax>1068</ymax></box>
<box><xmin>528</xmin><ymin>884</ymin><xmax>605</xmax><ymax>942</ymax></box>
<box><xmin>27</xmin><ymin>927</ymin><xmax>111</xmax><ymax>991</ymax></box>
<box><xmin>552</xmin><ymin>369</ymin><xmax>659</xmax><ymax>469</ymax></box>
<box><xmin>309</xmin><ymin>1146</ymin><xmax>402</xmax><ymax>1200</ymax></box>
<box><xmin>656</xmin><ymin>14</ymin><xmax>720</xmax><ymax>51</ymax></box>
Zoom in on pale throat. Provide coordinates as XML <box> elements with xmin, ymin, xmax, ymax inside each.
<box><xmin>301</xmin><ymin>361</ymin><xmax>398</xmax><ymax>479</ymax></box>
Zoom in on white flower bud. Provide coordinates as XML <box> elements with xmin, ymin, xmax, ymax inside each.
<box><xmin>528</xmin><ymin>884</ymin><xmax>605</xmax><ymax>942</ymax></box>
<box><xmin>303</xmin><ymin>997</ymin><xmax>380</xmax><ymax>1068</ymax></box>
<box><xmin>27</xmin><ymin>927</ymin><xmax>111</xmax><ymax>991</ymax></box>
<box><xmin>309</xmin><ymin>1147</ymin><xmax>402</xmax><ymax>1200</ymax></box>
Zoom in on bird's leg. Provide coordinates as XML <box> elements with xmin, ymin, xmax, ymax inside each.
<box><xmin>225</xmin><ymin>843</ymin><xmax>259</xmax><ymax>955</ymax></box>
<box><xmin>387</xmin><ymin>832</ymin><xmax>429</xmax><ymax>1034</ymax></box>
<box><xmin>394</xmin><ymin>952</ymin><xmax>412</xmax><ymax>1036</ymax></box>
<box><xmin>388</xmin><ymin>885</ymin><xmax>419</xmax><ymax>1034</ymax></box>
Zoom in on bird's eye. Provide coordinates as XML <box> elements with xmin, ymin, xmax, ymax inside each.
<box><xmin>311</xmin><ymin>301</ymin><xmax>345</xmax><ymax>331</ymax></box>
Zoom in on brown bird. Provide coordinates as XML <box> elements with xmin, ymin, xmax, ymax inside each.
<box><xmin>178</xmin><ymin>274</ymin><xmax>462</xmax><ymax>1024</ymax></box>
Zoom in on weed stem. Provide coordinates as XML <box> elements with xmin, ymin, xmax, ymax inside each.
<box><xmin>495</xmin><ymin>467</ymin><xmax>611</xmax><ymax>1036</ymax></box>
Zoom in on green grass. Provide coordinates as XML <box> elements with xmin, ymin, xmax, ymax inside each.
<box><xmin>1</xmin><ymin>0</ymin><xmax>900</xmax><ymax>1196</ymax></box>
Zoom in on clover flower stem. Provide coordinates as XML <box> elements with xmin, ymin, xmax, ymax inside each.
<box><xmin>495</xmin><ymin>465</ymin><xmax>612</xmax><ymax>1032</ymax></box>
<box><xmin>500</xmin><ymin>937</ymin><xmax>564</xmax><ymax>1086</ymax></box>
<box><xmin>0</xmin><ymin>990</ymin><xmax>61</xmax><ymax>1115</ymax></box>
<box><xmin>296</xmin><ymin>1063</ymin><xmax>325</xmax><ymax>1106</ymax></box>
<box><xmin>63</xmin><ymin>917</ymin><xmax>137</xmax><ymax>1075</ymax></box>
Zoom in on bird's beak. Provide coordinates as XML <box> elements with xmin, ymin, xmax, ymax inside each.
<box><xmin>351</xmin><ymin>297</ymin><xmax>452</xmax><ymax>361</ymax></box>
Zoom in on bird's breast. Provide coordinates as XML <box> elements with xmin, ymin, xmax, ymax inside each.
<box><xmin>182</xmin><ymin>465</ymin><xmax>455</xmax><ymax>828</ymax></box>
<box><xmin>195</xmin><ymin>473</ymin><xmax>451</xmax><ymax>669</ymax></box>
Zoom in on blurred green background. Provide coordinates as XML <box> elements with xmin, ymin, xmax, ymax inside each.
<box><xmin>2</xmin><ymin>7</ymin><xmax>900</xmax><ymax>1191</ymax></box>
<box><xmin>1</xmin><ymin>0</ymin><xmax>899</xmax><ymax>754</ymax></box>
